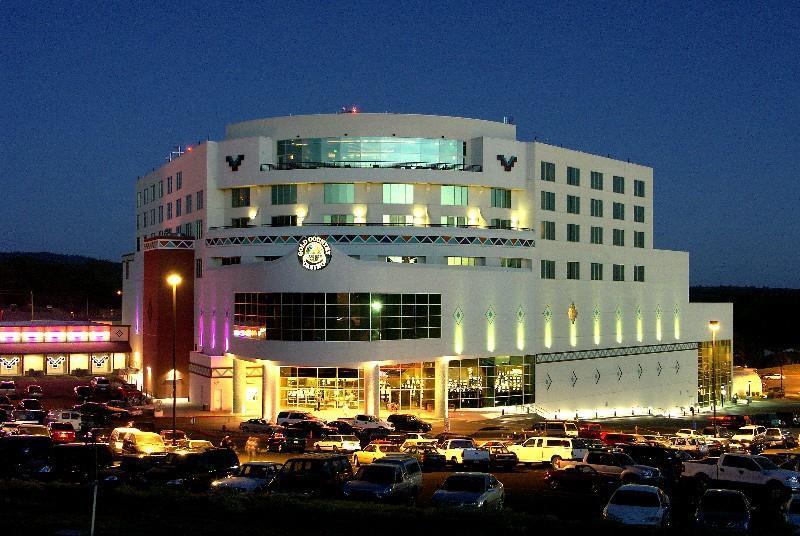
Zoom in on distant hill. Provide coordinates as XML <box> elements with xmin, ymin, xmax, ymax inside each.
<box><xmin>0</xmin><ymin>251</ymin><xmax>121</xmax><ymax>321</ymax></box>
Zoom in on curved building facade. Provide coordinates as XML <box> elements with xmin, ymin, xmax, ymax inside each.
<box><xmin>121</xmin><ymin>112</ymin><xmax>733</xmax><ymax>420</ymax></box>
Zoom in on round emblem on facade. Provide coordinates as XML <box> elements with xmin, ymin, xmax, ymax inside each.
<box><xmin>297</xmin><ymin>236</ymin><xmax>332</xmax><ymax>270</ymax></box>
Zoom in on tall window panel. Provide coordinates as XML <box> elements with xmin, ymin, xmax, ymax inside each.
<box><xmin>613</xmin><ymin>228</ymin><xmax>625</xmax><ymax>246</ymax></box>
<box><xmin>567</xmin><ymin>223</ymin><xmax>580</xmax><ymax>242</ymax></box>
<box><xmin>541</xmin><ymin>161</ymin><xmax>556</xmax><ymax>182</ymax></box>
<box><xmin>231</xmin><ymin>187</ymin><xmax>250</xmax><ymax>208</ymax></box>
<box><xmin>566</xmin><ymin>261</ymin><xmax>580</xmax><ymax>280</ymax></box>
<box><xmin>613</xmin><ymin>264</ymin><xmax>625</xmax><ymax>281</ymax></box>
<box><xmin>590</xmin><ymin>226</ymin><xmax>603</xmax><ymax>244</ymax></box>
<box><xmin>567</xmin><ymin>195</ymin><xmax>581</xmax><ymax>214</ymax></box>
<box><xmin>491</xmin><ymin>188</ymin><xmax>512</xmax><ymax>208</ymax></box>
<box><xmin>540</xmin><ymin>260</ymin><xmax>556</xmax><ymax>279</ymax></box>
<box><xmin>634</xmin><ymin>265</ymin><xmax>646</xmax><ymax>282</ymax></box>
<box><xmin>272</xmin><ymin>184</ymin><xmax>298</xmax><ymax>205</ymax></box>
<box><xmin>613</xmin><ymin>202</ymin><xmax>625</xmax><ymax>220</ymax></box>
<box><xmin>540</xmin><ymin>221</ymin><xmax>556</xmax><ymax>240</ymax></box>
<box><xmin>441</xmin><ymin>185</ymin><xmax>468</xmax><ymax>205</ymax></box>
<box><xmin>634</xmin><ymin>205</ymin><xmax>645</xmax><ymax>223</ymax></box>
<box><xmin>325</xmin><ymin>183</ymin><xmax>355</xmax><ymax>204</ymax></box>
<box><xmin>383</xmin><ymin>183</ymin><xmax>414</xmax><ymax>204</ymax></box>
<box><xmin>591</xmin><ymin>198</ymin><xmax>603</xmax><ymax>217</ymax></box>
<box><xmin>634</xmin><ymin>179</ymin><xmax>646</xmax><ymax>197</ymax></box>
<box><xmin>613</xmin><ymin>175</ymin><xmax>625</xmax><ymax>194</ymax></box>
<box><xmin>591</xmin><ymin>263</ymin><xmax>603</xmax><ymax>280</ymax></box>
<box><xmin>590</xmin><ymin>171</ymin><xmax>604</xmax><ymax>190</ymax></box>
<box><xmin>540</xmin><ymin>191</ymin><xmax>556</xmax><ymax>211</ymax></box>
<box><xmin>634</xmin><ymin>231</ymin><xmax>645</xmax><ymax>248</ymax></box>
<box><xmin>441</xmin><ymin>216</ymin><xmax>466</xmax><ymax>227</ymax></box>
<box><xmin>567</xmin><ymin>166</ymin><xmax>581</xmax><ymax>186</ymax></box>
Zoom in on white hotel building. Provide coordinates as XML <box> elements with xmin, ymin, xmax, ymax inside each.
<box><xmin>121</xmin><ymin>112</ymin><xmax>733</xmax><ymax>421</ymax></box>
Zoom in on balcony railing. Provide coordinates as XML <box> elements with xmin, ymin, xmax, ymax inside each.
<box><xmin>209</xmin><ymin>222</ymin><xmax>533</xmax><ymax>232</ymax></box>
<box><xmin>260</xmin><ymin>161</ymin><xmax>483</xmax><ymax>172</ymax></box>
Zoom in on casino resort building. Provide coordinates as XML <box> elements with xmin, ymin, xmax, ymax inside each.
<box><xmin>121</xmin><ymin>112</ymin><xmax>733</xmax><ymax>421</ymax></box>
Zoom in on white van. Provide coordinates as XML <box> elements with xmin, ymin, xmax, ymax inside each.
<box><xmin>54</xmin><ymin>410</ymin><xmax>82</xmax><ymax>432</ymax></box>
<box><xmin>508</xmin><ymin>437</ymin><xmax>588</xmax><ymax>467</ymax></box>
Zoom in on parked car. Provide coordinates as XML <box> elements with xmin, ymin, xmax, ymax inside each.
<box><xmin>186</xmin><ymin>440</ymin><xmax>214</xmax><ymax>451</ymax></box>
<box><xmin>765</xmin><ymin>427</ymin><xmax>796</xmax><ymax>448</ymax></box>
<box><xmin>545</xmin><ymin>463</ymin><xmax>620</xmax><ymax>495</ymax></box>
<box><xmin>0</xmin><ymin>381</ymin><xmax>16</xmax><ymax>398</ymax></box>
<box><xmin>438</xmin><ymin>438</ymin><xmax>490</xmax><ymax>468</ymax></box>
<box><xmin>675</xmin><ymin>428</ymin><xmax>704</xmax><ymax>439</ymax></box>
<box><xmin>0</xmin><ymin>435</ymin><xmax>52</xmax><ymax>477</ymax></box>
<box><xmin>386</xmin><ymin>414</ymin><xmax>431</xmax><ymax>432</ymax></box>
<box><xmin>731</xmin><ymin>425</ymin><xmax>767</xmax><ymax>449</ymax></box>
<box><xmin>211</xmin><ymin>461</ymin><xmax>281</xmax><ymax>492</ymax></box>
<box><xmin>376</xmin><ymin>455</ymin><xmax>424</xmax><ymax>491</ymax></box>
<box><xmin>239</xmin><ymin>418</ymin><xmax>276</xmax><ymax>433</ymax></box>
<box><xmin>355</xmin><ymin>426</ymin><xmax>391</xmax><ymax>447</ymax></box>
<box><xmin>160</xmin><ymin>429</ymin><xmax>189</xmax><ymax>449</ymax></box>
<box><xmin>48</xmin><ymin>422</ymin><xmax>76</xmax><ymax>444</ymax></box>
<box><xmin>682</xmin><ymin>453</ymin><xmax>800</xmax><ymax>500</ymax></box>
<box><xmin>74</xmin><ymin>385</ymin><xmax>92</xmax><ymax>400</ymax></box>
<box><xmin>13</xmin><ymin>409</ymin><xmax>45</xmax><ymax>424</ymax></box>
<box><xmin>19</xmin><ymin>398</ymin><xmax>43</xmax><ymax>411</ymax></box>
<box><xmin>600</xmin><ymin>432</ymin><xmax>648</xmax><ymax>446</ymax></box>
<box><xmin>141</xmin><ymin>448</ymin><xmax>240</xmax><ymax>491</ymax></box>
<box><xmin>284</xmin><ymin>421</ymin><xmax>336</xmax><ymax>452</ymax></box>
<box><xmin>401</xmin><ymin>444</ymin><xmax>446</xmax><ymax>471</ymax></box>
<box><xmin>430</xmin><ymin>472</ymin><xmax>505</xmax><ymax>511</ymax></box>
<box><xmin>326</xmin><ymin>419</ymin><xmax>357</xmax><ymax>435</ymax></box>
<box><xmin>694</xmin><ymin>488</ymin><xmax>751</xmax><ymax>533</ymax></box>
<box><xmin>25</xmin><ymin>385</ymin><xmax>44</xmax><ymax>399</ymax></box>
<box><xmin>343</xmin><ymin>461</ymin><xmax>420</xmax><ymax>505</ymax></box>
<box><xmin>668</xmin><ymin>436</ymin><xmax>709</xmax><ymax>458</ymax></box>
<box><xmin>268</xmin><ymin>454</ymin><xmax>353</xmax><ymax>497</ymax></box>
<box><xmin>109</xmin><ymin>427</ymin><xmax>142</xmax><ymax>454</ymax></box>
<box><xmin>90</xmin><ymin>377</ymin><xmax>111</xmax><ymax>391</ymax></box>
<box><xmin>618</xmin><ymin>444</ymin><xmax>685</xmax><ymax>484</ymax></box>
<box><xmin>485</xmin><ymin>444</ymin><xmax>519</xmax><ymax>471</ymax></box>
<box><xmin>508</xmin><ymin>437</ymin><xmax>588</xmax><ymax>467</ymax></box>
<box><xmin>276</xmin><ymin>411</ymin><xmax>316</xmax><ymax>426</ymax></box>
<box><xmin>0</xmin><ymin>407</ymin><xmax>12</xmax><ymax>423</ymax></box>
<box><xmin>353</xmin><ymin>442</ymin><xmax>402</xmax><ymax>466</ymax></box>
<box><xmin>85</xmin><ymin>427</ymin><xmax>113</xmax><ymax>443</ymax></box>
<box><xmin>244</xmin><ymin>427</ymin><xmax>288</xmax><ymax>453</ymax></box>
<box><xmin>526</xmin><ymin>421</ymin><xmax>579</xmax><ymax>438</ymax></box>
<box><xmin>344</xmin><ymin>414</ymin><xmax>394</xmax><ymax>431</ymax></box>
<box><xmin>50</xmin><ymin>410</ymin><xmax>82</xmax><ymax>433</ymax></box>
<box><xmin>471</xmin><ymin>426</ymin><xmax>520</xmax><ymax>445</ymax></box>
<box><xmin>788</xmin><ymin>494</ymin><xmax>800</xmax><ymax>531</ymax></box>
<box><xmin>16</xmin><ymin>424</ymin><xmax>49</xmax><ymax>436</ymax></box>
<box><xmin>563</xmin><ymin>450</ymin><xmax>662</xmax><ymax>486</ymax></box>
<box><xmin>313</xmin><ymin>434</ymin><xmax>361</xmax><ymax>453</ymax></box>
<box><xmin>603</xmin><ymin>484</ymin><xmax>671</xmax><ymax>528</ymax></box>
<box><xmin>578</xmin><ymin>423</ymin><xmax>603</xmax><ymax>439</ymax></box>
<box><xmin>122</xmin><ymin>432</ymin><xmax>167</xmax><ymax>455</ymax></box>
<box><xmin>40</xmin><ymin>443</ymin><xmax>114</xmax><ymax>482</ymax></box>
<box><xmin>400</xmin><ymin>432</ymin><xmax>438</xmax><ymax>447</ymax></box>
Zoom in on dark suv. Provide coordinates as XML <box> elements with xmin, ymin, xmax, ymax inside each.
<box><xmin>0</xmin><ymin>435</ymin><xmax>52</xmax><ymax>477</ymax></box>
<box><xmin>386</xmin><ymin>414</ymin><xmax>432</xmax><ymax>433</ymax></box>
<box><xmin>140</xmin><ymin>448</ymin><xmax>240</xmax><ymax>491</ymax></box>
<box><xmin>269</xmin><ymin>454</ymin><xmax>353</xmax><ymax>497</ymax></box>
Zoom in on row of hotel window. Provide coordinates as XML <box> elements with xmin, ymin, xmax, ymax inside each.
<box><xmin>541</xmin><ymin>192</ymin><xmax>645</xmax><ymax>222</ymax></box>
<box><xmin>230</xmin><ymin>215</ymin><xmax>516</xmax><ymax>228</ymax></box>
<box><xmin>540</xmin><ymin>260</ymin><xmax>645</xmax><ymax>282</ymax></box>
<box><xmin>137</xmin><ymin>172</ymin><xmax>189</xmax><ymax>207</ymax></box>
<box><xmin>541</xmin><ymin>222</ymin><xmax>646</xmax><ymax>248</ymax></box>
<box><xmin>540</xmin><ymin>162</ymin><xmax>646</xmax><ymax>197</ymax></box>
<box><xmin>215</xmin><ymin>256</ymin><xmax>527</xmax><ymax>268</ymax></box>
<box><xmin>138</xmin><ymin>190</ymin><xmax>204</xmax><ymax>230</ymax></box>
<box><xmin>232</xmin><ymin>184</ymin><xmax>512</xmax><ymax>208</ymax></box>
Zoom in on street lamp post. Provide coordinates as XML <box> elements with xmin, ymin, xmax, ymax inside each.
<box><xmin>709</xmin><ymin>320</ymin><xmax>720</xmax><ymax>426</ymax></box>
<box><xmin>166</xmin><ymin>274</ymin><xmax>182</xmax><ymax>447</ymax></box>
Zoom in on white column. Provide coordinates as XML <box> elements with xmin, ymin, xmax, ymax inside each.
<box><xmin>231</xmin><ymin>355</ymin><xmax>246</xmax><ymax>415</ymax></box>
<box><xmin>434</xmin><ymin>357</ymin><xmax>450</xmax><ymax>419</ymax></box>
<box><xmin>262</xmin><ymin>361</ymin><xmax>279</xmax><ymax>422</ymax></box>
<box><xmin>363</xmin><ymin>361</ymin><xmax>381</xmax><ymax>417</ymax></box>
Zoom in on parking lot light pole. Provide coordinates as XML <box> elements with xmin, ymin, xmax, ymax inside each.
<box><xmin>167</xmin><ymin>273</ymin><xmax>182</xmax><ymax>446</ymax></box>
<box><xmin>709</xmin><ymin>320</ymin><xmax>720</xmax><ymax>427</ymax></box>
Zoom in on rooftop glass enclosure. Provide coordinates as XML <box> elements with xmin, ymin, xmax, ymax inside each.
<box><xmin>277</xmin><ymin>137</ymin><xmax>466</xmax><ymax>168</ymax></box>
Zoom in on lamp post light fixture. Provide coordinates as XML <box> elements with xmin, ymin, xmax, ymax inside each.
<box><xmin>166</xmin><ymin>273</ymin><xmax>182</xmax><ymax>447</ymax></box>
<box><xmin>709</xmin><ymin>320</ymin><xmax>720</xmax><ymax>424</ymax></box>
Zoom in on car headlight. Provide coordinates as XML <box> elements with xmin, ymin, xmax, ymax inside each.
<box><xmin>476</xmin><ymin>500</ymin><xmax>485</xmax><ymax>508</ymax></box>
<box><xmin>788</xmin><ymin>476</ymin><xmax>799</xmax><ymax>483</ymax></box>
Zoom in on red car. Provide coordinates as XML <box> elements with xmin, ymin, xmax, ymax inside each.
<box><xmin>578</xmin><ymin>423</ymin><xmax>603</xmax><ymax>440</ymax></box>
<box><xmin>49</xmin><ymin>422</ymin><xmax>76</xmax><ymax>444</ymax></box>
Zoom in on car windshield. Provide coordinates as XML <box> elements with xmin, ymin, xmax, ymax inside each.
<box><xmin>380</xmin><ymin>445</ymin><xmax>401</xmax><ymax>453</ymax></box>
<box><xmin>489</xmin><ymin>446</ymin><xmax>509</xmax><ymax>453</ymax></box>
<box><xmin>701</xmin><ymin>493</ymin><xmax>746</xmax><ymax>513</ymax></box>
<box><xmin>441</xmin><ymin>475</ymin><xmax>486</xmax><ymax>493</ymax></box>
<box><xmin>342</xmin><ymin>435</ymin><xmax>358</xmax><ymax>441</ymax></box>
<box><xmin>610</xmin><ymin>490</ymin><xmax>660</xmax><ymax>507</ymax></box>
<box><xmin>137</xmin><ymin>435</ymin><xmax>163</xmax><ymax>446</ymax></box>
<box><xmin>449</xmin><ymin>440</ymin><xmax>474</xmax><ymax>449</ymax></box>
<box><xmin>358</xmin><ymin>465</ymin><xmax>396</xmax><ymax>485</ymax></box>
<box><xmin>753</xmin><ymin>456</ymin><xmax>779</xmax><ymax>470</ymax></box>
<box><xmin>240</xmin><ymin>465</ymin><xmax>271</xmax><ymax>478</ymax></box>
<box><xmin>612</xmin><ymin>453</ymin><xmax>637</xmax><ymax>466</ymax></box>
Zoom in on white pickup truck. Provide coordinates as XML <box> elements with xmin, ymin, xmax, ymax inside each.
<box><xmin>682</xmin><ymin>453</ymin><xmax>800</xmax><ymax>499</ymax></box>
<box><xmin>438</xmin><ymin>438</ymin><xmax>490</xmax><ymax>468</ymax></box>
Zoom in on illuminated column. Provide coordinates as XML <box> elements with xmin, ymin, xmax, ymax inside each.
<box><xmin>655</xmin><ymin>305</ymin><xmax>663</xmax><ymax>341</ymax></box>
<box><xmin>592</xmin><ymin>306</ymin><xmax>601</xmax><ymax>345</ymax></box>
<box><xmin>516</xmin><ymin>306</ymin><xmax>526</xmax><ymax>351</ymax></box>
<box><xmin>363</xmin><ymin>361</ymin><xmax>381</xmax><ymax>417</ymax></box>
<box><xmin>568</xmin><ymin>302</ymin><xmax>578</xmax><ymax>347</ymax></box>
<box><xmin>636</xmin><ymin>306</ymin><xmax>643</xmax><ymax>342</ymax></box>
<box><xmin>434</xmin><ymin>357</ymin><xmax>449</xmax><ymax>419</ymax></box>
<box><xmin>673</xmin><ymin>305</ymin><xmax>681</xmax><ymax>339</ymax></box>
<box><xmin>453</xmin><ymin>307</ymin><xmax>464</xmax><ymax>354</ymax></box>
<box><xmin>262</xmin><ymin>361</ymin><xmax>279</xmax><ymax>422</ymax></box>
<box><xmin>231</xmin><ymin>356</ymin><xmax>246</xmax><ymax>414</ymax></box>
<box><xmin>543</xmin><ymin>305</ymin><xmax>553</xmax><ymax>348</ymax></box>
<box><xmin>615</xmin><ymin>306</ymin><xmax>623</xmax><ymax>344</ymax></box>
<box><xmin>486</xmin><ymin>306</ymin><xmax>496</xmax><ymax>352</ymax></box>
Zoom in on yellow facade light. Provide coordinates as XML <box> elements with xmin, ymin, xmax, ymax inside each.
<box><xmin>166</xmin><ymin>274</ymin><xmax>182</xmax><ymax>287</ymax></box>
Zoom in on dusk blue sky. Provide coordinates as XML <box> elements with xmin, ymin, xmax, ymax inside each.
<box><xmin>2</xmin><ymin>2</ymin><xmax>798</xmax><ymax>286</ymax></box>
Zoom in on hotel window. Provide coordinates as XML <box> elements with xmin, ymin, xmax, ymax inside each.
<box><xmin>613</xmin><ymin>175</ymin><xmax>625</xmax><ymax>194</ymax></box>
<box><xmin>325</xmin><ymin>183</ymin><xmax>355</xmax><ymax>204</ymax></box>
<box><xmin>167</xmin><ymin>176</ymin><xmax>173</xmax><ymax>194</ymax></box>
<box><xmin>540</xmin><ymin>221</ymin><xmax>556</xmax><ymax>240</ymax></box>
<box><xmin>613</xmin><ymin>264</ymin><xmax>625</xmax><ymax>281</ymax></box>
<box><xmin>567</xmin><ymin>223</ymin><xmax>580</xmax><ymax>242</ymax></box>
<box><xmin>613</xmin><ymin>228</ymin><xmax>625</xmax><ymax>246</ymax></box>
<box><xmin>167</xmin><ymin>202</ymin><xmax>172</xmax><ymax>220</ymax></box>
<box><xmin>591</xmin><ymin>171</ymin><xmax>604</xmax><ymax>190</ymax></box>
<box><xmin>634</xmin><ymin>265</ymin><xmax>645</xmax><ymax>282</ymax></box>
<box><xmin>150</xmin><ymin>184</ymin><xmax>156</xmax><ymax>202</ymax></box>
<box><xmin>176</xmin><ymin>171</ymin><xmax>183</xmax><ymax>191</ymax></box>
<box><xmin>136</xmin><ymin>214</ymin><xmax>140</xmax><ymax>230</ymax></box>
<box><xmin>137</xmin><ymin>192</ymin><xmax>142</xmax><ymax>208</ymax></box>
<box><xmin>447</xmin><ymin>257</ymin><xmax>482</xmax><ymax>266</ymax></box>
<box><xmin>272</xmin><ymin>184</ymin><xmax>297</xmax><ymax>205</ymax></box>
<box><xmin>634</xmin><ymin>179</ymin><xmax>646</xmax><ymax>197</ymax></box>
<box><xmin>142</xmin><ymin>212</ymin><xmax>147</xmax><ymax>227</ymax></box>
<box><xmin>591</xmin><ymin>199</ymin><xmax>603</xmax><ymax>217</ymax></box>
<box><xmin>231</xmin><ymin>187</ymin><xmax>250</xmax><ymax>208</ymax></box>
<box><xmin>634</xmin><ymin>205</ymin><xmax>645</xmax><ymax>223</ymax></box>
<box><xmin>490</xmin><ymin>188</ymin><xmax>512</xmax><ymax>208</ymax></box>
<box><xmin>590</xmin><ymin>226</ymin><xmax>603</xmax><ymax>244</ymax></box>
<box><xmin>591</xmin><ymin>262</ymin><xmax>603</xmax><ymax>280</ymax></box>
<box><xmin>184</xmin><ymin>222</ymin><xmax>193</xmax><ymax>236</ymax></box>
<box><xmin>383</xmin><ymin>214</ymin><xmax>413</xmax><ymax>226</ymax></box>
<box><xmin>324</xmin><ymin>214</ymin><xmax>354</xmax><ymax>225</ymax></box>
<box><xmin>195</xmin><ymin>219</ymin><xmax>204</xmax><ymax>239</ymax></box>
<box><xmin>567</xmin><ymin>195</ymin><xmax>580</xmax><ymax>214</ymax></box>
<box><xmin>541</xmin><ymin>161</ymin><xmax>556</xmax><ymax>182</ymax></box>
<box><xmin>158</xmin><ymin>205</ymin><xmax>163</xmax><ymax>223</ymax></box>
<box><xmin>221</xmin><ymin>256</ymin><xmax>241</xmax><ymax>266</ymax></box>
<box><xmin>150</xmin><ymin>208</ymin><xmax>155</xmax><ymax>225</ymax></box>
<box><xmin>143</xmin><ymin>188</ymin><xmax>149</xmax><ymax>205</ymax></box>
<box><xmin>231</xmin><ymin>217</ymin><xmax>250</xmax><ymax>228</ymax></box>
<box><xmin>272</xmin><ymin>215</ymin><xmax>298</xmax><ymax>227</ymax></box>
<box><xmin>440</xmin><ymin>216</ymin><xmax>466</xmax><ymax>227</ymax></box>
<box><xmin>567</xmin><ymin>261</ymin><xmax>580</xmax><ymax>280</ymax></box>
<box><xmin>613</xmin><ymin>202</ymin><xmax>625</xmax><ymax>220</ymax></box>
<box><xmin>175</xmin><ymin>198</ymin><xmax>182</xmax><ymax>217</ymax></box>
<box><xmin>383</xmin><ymin>183</ymin><xmax>414</xmax><ymax>204</ymax></box>
<box><xmin>541</xmin><ymin>191</ymin><xmax>556</xmax><ymax>211</ymax></box>
<box><xmin>441</xmin><ymin>185</ymin><xmax>468</xmax><ymax>206</ymax></box>
<box><xmin>501</xmin><ymin>258</ymin><xmax>523</xmax><ymax>268</ymax></box>
<box><xmin>185</xmin><ymin>194</ymin><xmax>193</xmax><ymax>214</ymax></box>
<box><xmin>634</xmin><ymin>231</ymin><xmax>645</xmax><ymax>248</ymax></box>
<box><xmin>540</xmin><ymin>260</ymin><xmax>556</xmax><ymax>279</ymax></box>
<box><xmin>490</xmin><ymin>218</ymin><xmax>511</xmax><ymax>229</ymax></box>
<box><xmin>196</xmin><ymin>258</ymin><xmax>203</xmax><ymax>278</ymax></box>
<box><xmin>197</xmin><ymin>190</ymin><xmax>204</xmax><ymax>210</ymax></box>
<box><xmin>567</xmin><ymin>166</ymin><xmax>580</xmax><ymax>186</ymax></box>
<box><xmin>387</xmin><ymin>256</ymin><xmax>420</xmax><ymax>263</ymax></box>
<box><xmin>158</xmin><ymin>180</ymin><xmax>164</xmax><ymax>198</ymax></box>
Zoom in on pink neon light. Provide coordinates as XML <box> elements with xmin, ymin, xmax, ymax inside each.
<box><xmin>198</xmin><ymin>310</ymin><xmax>204</xmax><ymax>348</ymax></box>
<box><xmin>211</xmin><ymin>310</ymin><xmax>216</xmax><ymax>349</ymax></box>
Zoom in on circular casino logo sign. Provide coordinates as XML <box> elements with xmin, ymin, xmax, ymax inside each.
<box><xmin>297</xmin><ymin>236</ymin><xmax>332</xmax><ymax>271</ymax></box>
